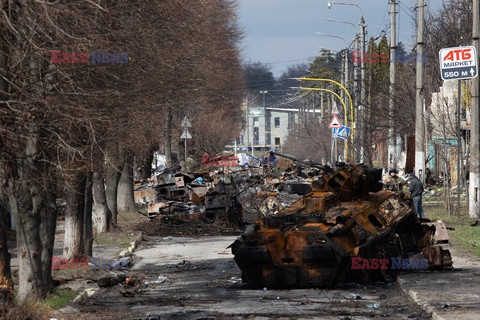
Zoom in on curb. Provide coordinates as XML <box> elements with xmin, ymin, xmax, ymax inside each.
<box><xmin>397</xmin><ymin>278</ymin><xmax>446</xmax><ymax>320</ymax></box>
<box><xmin>71</xmin><ymin>231</ymin><xmax>144</xmax><ymax>303</ymax></box>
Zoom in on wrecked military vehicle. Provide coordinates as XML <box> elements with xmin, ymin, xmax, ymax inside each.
<box><xmin>230</xmin><ymin>162</ymin><xmax>452</xmax><ymax>288</ymax></box>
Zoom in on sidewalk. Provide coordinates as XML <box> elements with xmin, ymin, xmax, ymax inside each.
<box><xmin>398</xmin><ymin>247</ymin><xmax>480</xmax><ymax>320</ymax></box>
<box><xmin>10</xmin><ymin>221</ymin><xmax>124</xmax><ymax>272</ymax></box>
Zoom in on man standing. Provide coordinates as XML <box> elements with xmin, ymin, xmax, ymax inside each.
<box><xmin>267</xmin><ymin>151</ymin><xmax>279</xmax><ymax>178</ymax></box>
<box><xmin>409</xmin><ymin>173</ymin><xmax>424</xmax><ymax>218</ymax></box>
<box><xmin>268</xmin><ymin>150</ymin><xmax>278</xmax><ymax>168</ymax></box>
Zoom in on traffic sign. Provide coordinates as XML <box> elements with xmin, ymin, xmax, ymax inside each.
<box><xmin>439</xmin><ymin>46</ymin><xmax>478</xmax><ymax>81</ymax></box>
<box><xmin>181</xmin><ymin>116</ymin><xmax>191</xmax><ymax>127</ymax></box>
<box><xmin>331</xmin><ymin>101</ymin><xmax>339</xmax><ymax>115</ymax></box>
<box><xmin>332</xmin><ymin>126</ymin><xmax>351</xmax><ymax>140</ymax></box>
<box><xmin>181</xmin><ymin>128</ymin><xmax>192</xmax><ymax>139</ymax></box>
<box><xmin>328</xmin><ymin>115</ymin><xmax>341</xmax><ymax>129</ymax></box>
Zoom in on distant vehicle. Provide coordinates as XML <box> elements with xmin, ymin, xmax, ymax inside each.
<box><xmin>236</xmin><ymin>153</ymin><xmax>262</xmax><ymax>168</ymax></box>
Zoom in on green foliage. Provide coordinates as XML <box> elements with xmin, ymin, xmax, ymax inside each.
<box><xmin>373</xmin><ymin>36</ymin><xmax>390</xmax><ymax>86</ymax></box>
<box><xmin>308</xmin><ymin>49</ymin><xmax>340</xmax><ymax>81</ymax></box>
<box><xmin>44</xmin><ymin>288</ymin><xmax>76</xmax><ymax>309</ymax></box>
<box><xmin>244</xmin><ymin>61</ymin><xmax>275</xmax><ymax>92</ymax></box>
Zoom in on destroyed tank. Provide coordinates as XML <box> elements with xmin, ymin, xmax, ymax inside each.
<box><xmin>230</xmin><ymin>162</ymin><xmax>452</xmax><ymax>288</ymax></box>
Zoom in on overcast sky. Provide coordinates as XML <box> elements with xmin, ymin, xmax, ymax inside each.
<box><xmin>237</xmin><ymin>0</ymin><xmax>441</xmax><ymax>77</ymax></box>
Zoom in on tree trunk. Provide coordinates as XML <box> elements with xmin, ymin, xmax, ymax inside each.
<box><xmin>105</xmin><ymin>167</ymin><xmax>121</xmax><ymax>229</ymax></box>
<box><xmin>84</xmin><ymin>171</ymin><xmax>94</xmax><ymax>257</ymax></box>
<box><xmin>165</xmin><ymin>106</ymin><xmax>172</xmax><ymax>167</ymax></box>
<box><xmin>92</xmin><ymin>170</ymin><xmax>111</xmax><ymax>233</ymax></box>
<box><xmin>7</xmin><ymin>171</ymin><xmax>46</xmax><ymax>301</ymax></box>
<box><xmin>117</xmin><ymin>154</ymin><xmax>135</xmax><ymax>212</ymax></box>
<box><xmin>39</xmin><ymin>187</ymin><xmax>57</xmax><ymax>291</ymax></box>
<box><xmin>63</xmin><ymin>173</ymin><xmax>86</xmax><ymax>260</ymax></box>
<box><xmin>5</xmin><ymin>121</ymin><xmax>50</xmax><ymax>301</ymax></box>
<box><xmin>0</xmin><ymin>205</ymin><xmax>13</xmax><ymax>307</ymax></box>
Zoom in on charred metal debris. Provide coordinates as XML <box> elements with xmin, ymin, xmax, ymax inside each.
<box><xmin>134</xmin><ymin>154</ymin><xmax>452</xmax><ymax>288</ymax></box>
<box><xmin>229</xmin><ymin>158</ymin><xmax>453</xmax><ymax>289</ymax></box>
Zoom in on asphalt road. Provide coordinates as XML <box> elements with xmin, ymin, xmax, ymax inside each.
<box><xmin>73</xmin><ymin>236</ymin><xmax>431</xmax><ymax>320</ymax></box>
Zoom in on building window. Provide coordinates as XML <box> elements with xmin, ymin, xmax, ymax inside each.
<box><xmin>275</xmin><ymin>137</ymin><xmax>281</xmax><ymax>145</ymax></box>
<box><xmin>274</xmin><ymin>117</ymin><xmax>280</xmax><ymax>128</ymax></box>
<box><xmin>253</xmin><ymin>117</ymin><xmax>259</xmax><ymax>126</ymax></box>
<box><xmin>253</xmin><ymin>127</ymin><xmax>259</xmax><ymax>145</ymax></box>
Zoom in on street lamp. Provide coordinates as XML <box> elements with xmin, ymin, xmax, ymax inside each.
<box><xmin>316</xmin><ymin>32</ymin><xmax>348</xmax><ymax>48</ymax></box>
<box><xmin>323</xmin><ymin>18</ymin><xmax>358</xmax><ymax>32</ymax></box>
<box><xmin>327</xmin><ymin>1</ymin><xmax>364</xmax><ymax>17</ymax></box>
<box><xmin>327</xmin><ymin>1</ymin><xmax>366</xmax><ymax>163</ymax></box>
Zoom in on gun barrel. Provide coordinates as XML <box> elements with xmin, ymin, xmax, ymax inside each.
<box><xmin>272</xmin><ymin>152</ymin><xmax>328</xmax><ymax>171</ymax></box>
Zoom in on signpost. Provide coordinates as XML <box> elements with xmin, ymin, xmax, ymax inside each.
<box><xmin>181</xmin><ymin>116</ymin><xmax>191</xmax><ymax>161</ymax></box>
<box><xmin>332</xmin><ymin>125</ymin><xmax>351</xmax><ymax>140</ymax></box>
<box><xmin>328</xmin><ymin>115</ymin><xmax>342</xmax><ymax>129</ymax></box>
<box><xmin>181</xmin><ymin>116</ymin><xmax>191</xmax><ymax>127</ymax></box>
<box><xmin>439</xmin><ymin>46</ymin><xmax>478</xmax><ymax>81</ymax></box>
<box><xmin>439</xmin><ymin>46</ymin><xmax>478</xmax><ymax>218</ymax></box>
<box><xmin>331</xmin><ymin>101</ymin><xmax>339</xmax><ymax>115</ymax></box>
<box><xmin>329</xmin><ymin>112</ymin><xmax>342</xmax><ymax>163</ymax></box>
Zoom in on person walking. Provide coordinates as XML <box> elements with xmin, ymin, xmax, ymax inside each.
<box><xmin>409</xmin><ymin>173</ymin><xmax>424</xmax><ymax>218</ymax></box>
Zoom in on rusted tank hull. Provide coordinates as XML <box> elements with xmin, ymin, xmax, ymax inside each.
<box><xmin>231</xmin><ymin>230</ymin><xmax>348</xmax><ymax>288</ymax></box>
<box><xmin>231</xmin><ymin>164</ymin><xmax>452</xmax><ymax>288</ymax></box>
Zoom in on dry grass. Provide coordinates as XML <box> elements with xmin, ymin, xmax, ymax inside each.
<box><xmin>2</xmin><ymin>301</ymin><xmax>53</xmax><ymax>320</ymax></box>
<box><xmin>93</xmin><ymin>210</ymin><xmax>146</xmax><ymax>248</ymax></box>
<box><xmin>424</xmin><ymin>202</ymin><xmax>480</xmax><ymax>258</ymax></box>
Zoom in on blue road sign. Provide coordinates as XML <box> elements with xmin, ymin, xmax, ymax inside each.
<box><xmin>332</xmin><ymin>126</ymin><xmax>351</xmax><ymax>140</ymax></box>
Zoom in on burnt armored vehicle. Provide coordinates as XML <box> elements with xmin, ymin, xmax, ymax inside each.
<box><xmin>230</xmin><ymin>162</ymin><xmax>452</xmax><ymax>288</ymax></box>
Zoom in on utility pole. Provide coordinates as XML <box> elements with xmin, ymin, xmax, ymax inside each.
<box><xmin>353</xmin><ymin>34</ymin><xmax>359</xmax><ymax>161</ymax></box>
<box><xmin>415</xmin><ymin>0</ymin><xmax>425</xmax><ymax>180</ymax></box>
<box><xmin>366</xmin><ymin>38</ymin><xmax>374</xmax><ymax>167</ymax></box>
<box><xmin>340</xmin><ymin>50</ymin><xmax>346</xmax><ymax>161</ymax></box>
<box><xmin>341</xmin><ymin>51</ymin><xmax>345</xmax><ymax>103</ymax></box>
<box><xmin>246</xmin><ymin>99</ymin><xmax>250</xmax><ymax>155</ymax></box>
<box><xmin>344</xmin><ymin>49</ymin><xmax>350</xmax><ymax>161</ymax></box>
<box><xmin>470</xmin><ymin>0</ymin><xmax>480</xmax><ymax>218</ymax></box>
<box><xmin>388</xmin><ymin>0</ymin><xmax>397</xmax><ymax>170</ymax></box>
<box><xmin>343</xmin><ymin>48</ymin><xmax>353</xmax><ymax>161</ymax></box>
<box><xmin>360</xmin><ymin>17</ymin><xmax>366</xmax><ymax>163</ymax></box>
<box><xmin>457</xmin><ymin>80</ymin><xmax>462</xmax><ymax>219</ymax></box>
<box><xmin>344</xmin><ymin>49</ymin><xmax>349</xmax><ymax>95</ymax></box>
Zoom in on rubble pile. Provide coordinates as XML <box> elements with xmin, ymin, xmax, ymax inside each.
<box><xmin>134</xmin><ymin>155</ymin><xmax>325</xmax><ymax>231</ymax></box>
<box><xmin>134</xmin><ymin>169</ymin><xmax>241</xmax><ymax>228</ymax></box>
